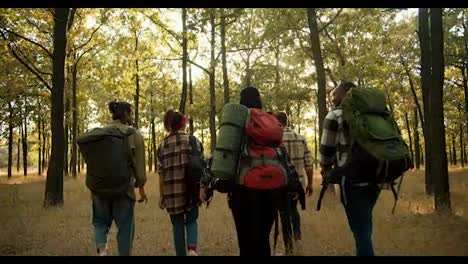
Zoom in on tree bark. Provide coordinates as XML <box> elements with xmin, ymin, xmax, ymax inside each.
<box><xmin>64</xmin><ymin>85</ymin><xmax>70</xmax><ymax>176</ymax></box>
<box><xmin>17</xmin><ymin>137</ymin><xmax>20</xmax><ymax>173</ymax></box>
<box><xmin>42</xmin><ymin>116</ymin><xmax>47</xmax><ymax>170</ymax></box>
<box><xmin>209</xmin><ymin>11</ymin><xmax>217</xmax><ymax>153</ymax></box>
<box><xmin>151</xmin><ymin>118</ymin><xmax>157</xmax><ymax>171</ymax></box>
<box><xmin>448</xmin><ymin>139</ymin><xmax>454</xmax><ymax>165</ymax></box>
<box><xmin>429</xmin><ymin>8</ymin><xmax>451</xmax><ymax>212</ymax></box>
<box><xmin>8</xmin><ymin>101</ymin><xmax>14</xmax><ymax>178</ymax></box>
<box><xmin>189</xmin><ymin>66</ymin><xmax>194</xmax><ymax>135</ymax></box>
<box><xmin>221</xmin><ymin>9</ymin><xmax>230</xmax><ymax>104</ymax></box>
<box><xmin>38</xmin><ymin>115</ymin><xmax>42</xmax><ymax>175</ymax></box>
<box><xmin>179</xmin><ymin>8</ymin><xmax>188</xmax><ymax>113</ymax></box>
<box><xmin>452</xmin><ymin>134</ymin><xmax>457</xmax><ymax>166</ymax></box>
<box><xmin>77</xmin><ymin>123</ymin><xmax>81</xmax><ymax>174</ymax></box>
<box><xmin>22</xmin><ymin>97</ymin><xmax>28</xmax><ymax>176</ymax></box>
<box><xmin>307</xmin><ymin>8</ymin><xmax>328</xmax><ymax>142</ymax></box>
<box><xmin>418</xmin><ymin>8</ymin><xmax>434</xmax><ymax>195</ymax></box>
<box><xmin>413</xmin><ymin>107</ymin><xmax>421</xmax><ymax>169</ymax></box>
<box><xmin>405</xmin><ymin>112</ymin><xmax>415</xmax><ymax>168</ymax></box>
<box><xmin>134</xmin><ymin>32</ymin><xmax>140</xmax><ymax>129</ymax></box>
<box><xmin>44</xmin><ymin>8</ymin><xmax>69</xmax><ymax>208</ymax></box>
<box><xmin>71</xmin><ymin>62</ymin><xmax>78</xmax><ymax>177</ymax></box>
<box><xmin>402</xmin><ymin>58</ymin><xmax>425</xmax><ymax>128</ymax></box>
<box><xmin>460</xmin><ymin>124</ymin><xmax>465</xmax><ymax>167</ymax></box>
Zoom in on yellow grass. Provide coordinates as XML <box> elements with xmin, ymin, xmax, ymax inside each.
<box><xmin>1</xmin><ymin>168</ymin><xmax>468</xmax><ymax>256</ymax></box>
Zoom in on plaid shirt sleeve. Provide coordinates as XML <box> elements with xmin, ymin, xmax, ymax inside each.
<box><xmin>319</xmin><ymin>111</ymin><xmax>339</xmax><ymax>169</ymax></box>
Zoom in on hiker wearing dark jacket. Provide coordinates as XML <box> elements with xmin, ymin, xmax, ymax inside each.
<box><xmin>201</xmin><ymin>86</ymin><xmax>284</xmax><ymax>256</ymax></box>
<box><xmin>92</xmin><ymin>101</ymin><xmax>147</xmax><ymax>256</ymax></box>
<box><xmin>157</xmin><ymin>110</ymin><xmax>202</xmax><ymax>256</ymax></box>
<box><xmin>319</xmin><ymin>82</ymin><xmax>380</xmax><ymax>256</ymax></box>
<box><xmin>275</xmin><ymin>112</ymin><xmax>313</xmax><ymax>254</ymax></box>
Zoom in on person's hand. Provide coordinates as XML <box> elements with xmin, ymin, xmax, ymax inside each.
<box><xmin>290</xmin><ymin>192</ymin><xmax>299</xmax><ymax>200</ymax></box>
<box><xmin>158</xmin><ymin>196</ymin><xmax>166</xmax><ymax>209</ymax></box>
<box><xmin>199</xmin><ymin>187</ymin><xmax>207</xmax><ymax>203</ymax></box>
<box><xmin>306</xmin><ymin>184</ymin><xmax>313</xmax><ymax>197</ymax></box>
<box><xmin>138</xmin><ymin>187</ymin><xmax>148</xmax><ymax>204</ymax></box>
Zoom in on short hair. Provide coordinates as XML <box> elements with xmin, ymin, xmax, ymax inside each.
<box><xmin>275</xmin><ymin>112</ymin><xmax>288</xmax><ymax>127</ymax></box>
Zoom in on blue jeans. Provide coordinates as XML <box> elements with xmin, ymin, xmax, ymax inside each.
<box><xmin>92</xmin><ymin>194</ymin><xmax>135</xmax><ymax>256</ymax></box>
<box><xmin>279</xmin><ymin>193</ymin><xmax>301</xmax><ymax>254</ymax></box>
<box><xmin>169</xmin><ymin>207</ymin><xmax>199</xmax><ymax>256</ymax></box>
<box><xmin>341</xmin><ymin>184</ymin><xmax>380</xmax><ymax>256</ymax></box>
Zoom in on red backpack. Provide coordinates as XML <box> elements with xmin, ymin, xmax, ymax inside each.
<box><xmin>236</xmin><ymin>109</ymin><xmax>287</xmax><ymax>190</ymax></box>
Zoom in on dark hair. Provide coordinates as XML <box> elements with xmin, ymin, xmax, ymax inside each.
<box><xmin>275</xmin><ymin>112</ymin><xmax>288</xmax><ymax>127</ymax></box>
<box><xmin>163</xmin><ymin>110</ymin><xmax>184</xmax><ymax>132</ymax></box>
<box><xmin>240</xmin><ymin>86</ymin><xmax>263</xmax><ymax>109</ymax></box>
<box><xmin>337</xmin><ymin>81</ymin><xmax>357</xmax><ymax>92</ymax></box>
<box><xmin>108</xmin><ymin>101</ymin><xmax>132</xmax><ymax>123</ymax></box>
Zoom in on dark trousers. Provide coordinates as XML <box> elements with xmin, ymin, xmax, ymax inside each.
<box><xmin>279</xmin><ymin>192</ymin><xmax>301</xmax><ymax>254</ymax></box>
<box><xmin>229</xmin><ymin>186</ymin><xmax>282</xmax><ymax>256</ymax></box>
<box><xmin>341</xmin><ymin>184</ymin><xmax>381</xmax><ymax>256</ymax></box>
<box><xmin>91</xmin><ymin>194</ymin><xmax>135</xmax><ymax>256</ymax></box>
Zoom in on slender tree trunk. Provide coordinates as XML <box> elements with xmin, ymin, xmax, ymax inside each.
<box><xmin>221</xmin><ymin>10</ymin><xmax>230</xmax><ymax>105</ymax></box>
<box><xmin>418</xmin><ymin>8</ymin><xmax>434</xmax><ymax>195</ymax></box>
<box><xmin>22</xmin><ymin>97</ymin><xmax>28</xmax><ymax>176</ymax></box>
<box><xmin>151</xmin><ymin>118</ymin><xmax>157</xmax><ymax>171</ymax></box>
<box><xmin>42</xmin><ymin>117</ymin><xmax>47</xmax><ymax>171</ymax></box>
<box><xmin>71</xmin><ymin>62</ymin><xmax>78</xmax><ymax>177</ymax></box>
<box><xmin>429</xmin><ymin>8</ymin><xmax>451</xmax><ymax>212</ymax></box>
<box><xmin>307</xmin><ymin>8</ymin><xmax>327</xmax><ymax>141</ymax></box>
<box><xmin>209</xmin><ymin>11</ymin><xmax>217</xmax><ymax>153</ymax></box>
<box><xmin>413</xmin><ymin>107</ymin><xmax>421</xmax><ymax>169</ymax></box>
<box><xmin>448</xmin><ymin>140</ymin><xmax>453</xmax><ymax>165</ymax></box>
<box><xmin>148</xmin><ymin>135</ymin><xmax>152</xmax><ymax>172</ymax></box>
<box><xmin>189</xmin><ymin>67</ymin><xmax>194</xmax><ymax>135</ymax></box>
<box><xmin>38</xmin><ymin>116</ymin><xmax>42</xmax><ymax>176</ymax></box>
<box><xmin>460</xmin><ymin>124</ymin><xmax>465</xmax><ymax>168</ymax></box>
<box><xmin>44</xmin><ymin>8</ymin><xmax>69</xmax><ymax>208</ymax></box>
<box><xmin>17</xmin><ymin>132</ymin><xmax>21</xmax><ymax>172</ymax></box>
<box><xmin>402</xmin><ymin>57</ymin><xmax>425</xmax><ymax>128</ymax></box>
<box><xmin>452</xmin><ymin>134</ymin><xmax>457</xmax><ymax>166</ymax></box>
<box><xmin>179</xmin><ymin>8</ymin><xmax>188</xmax><ymax>113</ymax></box>
<box><xmin>64</xmin><ymin>92</ymin><xmax>69</xmax><ymax>176</ymax></box>
<box><xmin>8</xmin><ymin>102</ymin><xmax>14</xmax><ymax>178</ymax></box>
<box><xmin>134</xmin><ymin>33</ymin><xmax>140</xmax><ymax>129</ymax></box>
<box><xmin>405</xmin><ymin>112</ymin><xmax>415</xmax><ymax>168</ymax></box>
<box><xmin>77</xmin><ymin>123</ymin><xmax>81</xmax><ymax>174</ymax></box>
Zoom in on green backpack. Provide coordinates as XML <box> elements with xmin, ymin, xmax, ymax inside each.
<box><xmin>77</xmin><ymin>126</ymin><xmax>136</xmax><ymax>198</ymax></box>
<box><xmin>317</xmin><ymin>87</ymin><xmax>411</xmax><ymax>210</ymax></box>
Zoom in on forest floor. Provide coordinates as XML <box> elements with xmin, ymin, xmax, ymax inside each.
<box><xmin>1</xmin><ymin>167</ymin><xmax>468</xmax><ymax>256</ymax></box>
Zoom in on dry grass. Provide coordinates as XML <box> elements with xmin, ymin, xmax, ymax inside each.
<box><xmin>1</xmin><ymin>167</ymin><xmax>468</xmax><ymax>256</ymax></box>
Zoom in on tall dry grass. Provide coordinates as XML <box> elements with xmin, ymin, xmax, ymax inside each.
<box><xmin>1</xmin><ymin>168</ymin><xmax>468</xmax><ymax>256</ymax></box>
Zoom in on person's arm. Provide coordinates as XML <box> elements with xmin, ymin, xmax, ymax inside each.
<box><xmin>319</xmin><ymin>111</ymin><xmax>339</xmax><ymax>177</ymax></box>
<box><xmin>132</xmin><ymin>131</ymin><xmax>147</xmax><ymax>202</ymax></box>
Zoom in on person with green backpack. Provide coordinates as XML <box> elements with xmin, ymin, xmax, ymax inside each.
<box><xmin>77</xmin><ymin>101</ymin><xmax>147</xmax><ymax>256</ymax></box>
<box><xmin>318</xmin><ymin>82</ymin><xmax>411</xmax><ymax>256</ymax></box>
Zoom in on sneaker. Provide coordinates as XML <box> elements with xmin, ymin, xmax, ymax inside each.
<box><xmin>188</xmin><ymin>249</ymin><xmax>198</xmax><ymax>256</ymax></box>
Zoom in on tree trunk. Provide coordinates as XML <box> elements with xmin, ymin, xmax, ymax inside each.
<box><xmin>429</xmin><ymin>8</ymin><xmax>451</xmax><ymax>212</ymax></box>
<box><xmin>460</xmin><ymin>124</ymin><xmax>465</xmax><ymax>168</ymax></box>
<box><xmin>44</xmin><ymin>8</ymin><xmax>69</xmax><ymax>208</ymax></box>
<box><xmin>148</xmin><ymin>134</ymin><xmax>152</xmax><ymax>172</ymax></box>
<box><xmin>22</xmin><ymin>97</ymin><xmax>28</xmax><ymax>176</ymax></box>
<box><xmin>221</xmin><ymin>9</ymin><xmax>230</xmax><ymax>105</ymax></box>
<box><xmin>189</xmin><ymin>67</ymin><xmax>194</xmax><ymax>135</ymax></box>
<box><xmin>209</xmin><ymin>11</ymin><xmax>217</xmax><ymax>153</ymax></box>
<box><xmin>297</xmin><ymin>100</ymin><xmax>302</xmax><ymax>134</ymax></box>
<box><xmin>134</xmin><ymin>33</ymin><xmax>140</xmax><ymax>129</ymax></box>
<box><xmin>448</xmin><ymin>140</ymin><xmax>453</xmax><ymax>165</ymax></box>
<box><xmin>418</xmin><ymin>8</ymin><xmax>434</xmax><ymax>195</ymax></box>
<box><xmin>8</xmin><ymin>102</ymin><xmax>14</xmax><ymax>178</ymax></box>
<box><xmin>463</xmin><ymin>65</ymin><xmax>468</xmax><ymax>126</ymax></box>
<box><xmin>42</xmin><ymin>116</ymin><xmax>47</xmax><ymax>170</ymax></box>
<box><xmin>405</xmin><ymin>112</ymin><xmax>415</xmax><ymax>168</ymax></box>
<box><xmin>402</xmin><ymin>57</ymin><xmax>425</xmax><ymax>128</ymax></box>
<box><xmin>452</xmin><ymin>134</ymin><xmax>457</xmax><ymax>166</ymax></box>
<box><xmin>77</xmin><ymin>123</ymin><xmax>81</xmax><ymax>174</ymax></box>
<box><xmin>38</xmin><ymin>116</ymin><xmax>42</xmax><ymax>176</ymax></box>
<box><xmin>151</xmin><ymin>118</ymin><xmax>157</xmax><ymax>171</ymax></box>
<box><xmin>17</xmin><ymin>132</ymin><xmax>21</xmax><ymax>173</ymax></box>
<box><xmin>179</xmin><ymin>8</ymin><xmax>188</xmax><ymax>113</ymax></box>
<box><xmin>413</xmin><ymin>107</ymin><xmax>421</xmax><ymax>169</ymax></box>
<box><xmin>71</xmin><ymin>62</ymin><xmax>78</xmax><ymax>177</ymax></box>
<box><xmin>64</xmin><ymin>91</ymin><xmax>70</xmax><ymax>176</ymax></box>
<box><xmin>307</xmin><ymin>8</ymin><xmax>327</xmax><ymax>142</ymax></box>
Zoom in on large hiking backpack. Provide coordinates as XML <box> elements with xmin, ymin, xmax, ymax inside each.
<box><xmin>185</xmin><ymin>135</ymin><xmax>206</xmax><ymax>207</ymax></box>
<box><xmin>236</xmin><ymin>109</ymin><xmax>287</xmax><ymax>190</ymax></box>
<box><xmin>77</xmin><ymin>126</ymin><xmax>136</xmax><ymax>198</ymax></box>
<box><xmin>317</xmin><ymin>87</ymin><xmax>411</xmax><ymax>211</ymax></box>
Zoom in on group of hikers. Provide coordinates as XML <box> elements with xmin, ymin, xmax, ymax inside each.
<box><xmin>77</xmin><ymin>82</ymin><xmax>412</xmax><ymax>256</ymax></box>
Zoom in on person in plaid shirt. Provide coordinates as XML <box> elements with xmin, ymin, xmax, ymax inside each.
<box><xmin>319</xmin><ymin>81</ymin><xmax>381</xmax><ymax>256</ymax></box>
<box><xmin>157</xmin><ymin>110</ymin><xmax>203</xmax><ymax>256</ymax></box>
<box><xmin>275</xmin><ymin>112</ymin><xmax>313</xmax><ymax>254</ymax></box>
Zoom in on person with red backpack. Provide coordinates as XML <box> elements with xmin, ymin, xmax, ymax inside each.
<box><xmin>157</xmin><ymin>110</ymin><xmax>204</xmax><ymax>256</ymax></box>
<box><xmin>201</xmin><ymin>86</ymin><xmax>300</xmax><ymax>256</ymax></box>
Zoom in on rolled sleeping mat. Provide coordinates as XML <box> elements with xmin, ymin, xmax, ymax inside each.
<box><xmin>211</xmin><ymin>103</ymin><xmax>249</xmax><ymax>181</ymax></box>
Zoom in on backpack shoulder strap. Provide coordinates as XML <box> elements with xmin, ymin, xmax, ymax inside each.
<box><xmin>188</xmin><ymin>135</ymin><xmax>201</xmax><ymax>156</ymax></box>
